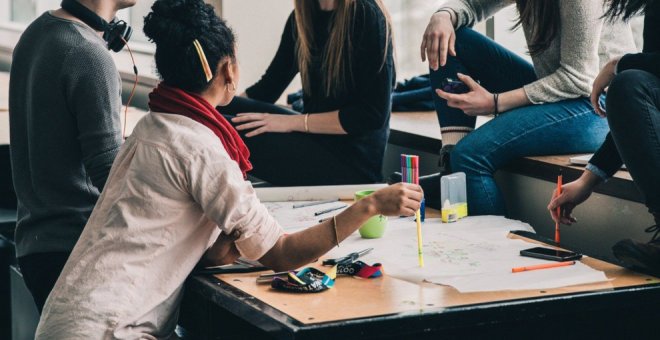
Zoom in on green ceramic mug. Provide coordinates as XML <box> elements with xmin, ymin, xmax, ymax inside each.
<box><xmin>355</xmin><ymin>190</ymin><xmax>387</xmax><ymax>238</ymax></box>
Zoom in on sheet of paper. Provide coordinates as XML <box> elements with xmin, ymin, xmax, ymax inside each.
<box><xmin>322</xmin><ymin>216</ymin><xmax>609</xmax><ymax>292</ymax></box>
<box><xmin>255</xmin><ymin>184</ymin><xmax>387</xmax><ymax>202</ymax></box>
<box><xmin>264</xmin><ymin>201</ymin><xmax>348</xmax><ymax>232</ymax></box>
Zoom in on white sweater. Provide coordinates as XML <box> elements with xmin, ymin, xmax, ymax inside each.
<box><xmin>441</xmin><ymin>0</ymin><xmax>637</xmax><ymax>104</ymax></box>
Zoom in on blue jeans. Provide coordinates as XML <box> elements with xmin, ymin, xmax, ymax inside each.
<box><xmin>430</xmin><ymin>28</ymin><xmax>610</xmax><ymax>215</ymax></box>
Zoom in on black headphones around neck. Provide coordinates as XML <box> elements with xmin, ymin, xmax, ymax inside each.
<box><xmin>60</xmin><ymin>0</ymin><xmax>132</xmax><ymax>52</ymax></box>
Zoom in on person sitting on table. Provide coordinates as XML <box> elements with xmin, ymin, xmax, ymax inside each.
<box><xmin>223</xmin><ymin>0</ymin><xmax>394</xmax><ymax>186</ymax></box>
<box><xmin>34</xmin><ymin>1</ymin><xmax>422</xmax><ymax>338</ymax></box>
<box><xmin>416</xmin><ymin>0</ymin><xmax>637</xmax><ymax>213</ymax></box>
<box><xmin>548</xmin><ymin>0</ymin><xmax>660</xmax><ymax>276</ymax></box>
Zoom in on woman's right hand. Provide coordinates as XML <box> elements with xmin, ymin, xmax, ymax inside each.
<box><xmin>547</xmin><ymin>172</ymin><xmax>601</xmax><ymax>225</ymax></box>
<box><xmin>366</xmin><ymin>183</ymin><xmax>424</xmax><ymax>217</ymax></box>
<box><xmin>590</xmin><ymin>58</ymin><xmax>619</xmax><ymax>117</ymax></box>
<box><xmin>421</xmin><ymin>10</ymin><xmax>457</xmax><ymax>70</ymax></box>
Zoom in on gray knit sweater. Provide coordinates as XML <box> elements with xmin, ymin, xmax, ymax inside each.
<box><xmin>9</xmin><ymin>12</ymin><xmax>122</xmax><ymax>257</ymax></box>
<box><xmin>441</xmin><ymin>0</ymin><xmax>637</xmax><ymax>104</ymax></box>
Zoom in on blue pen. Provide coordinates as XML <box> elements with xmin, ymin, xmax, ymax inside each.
<box><xmin>420</xmin><ymin>198</ymin><xmax>426</xmax><ymax>222</ymax></box>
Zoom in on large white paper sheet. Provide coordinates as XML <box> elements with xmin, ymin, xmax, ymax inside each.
<box><xmin>264</xmin><ymin>201</ymin><xmax>348</xmax><ymax>232</ymax></box>
<box><xmin>320</xmin><ymin>216</ymin><xmax>609</xmax><ymax>292</ymax></box>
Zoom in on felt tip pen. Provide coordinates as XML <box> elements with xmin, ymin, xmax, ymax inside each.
<box><xmin>555</xmin><ymin>169</ymin><xmax>563</xmax><ymax>245</ymax></box>
<box><xmin>293</xmin><ymin>199</ymin><xmax>339</xmax><ymax>209</ymax></box>
<box><xmin>511</xmin><ymin>260</ymin><xmax>576</xmax><ymax>273</ymax></box>
<box><xmin>314</xmin><ymin>204</ymin><xmax>347</xmax><ymax>216</ymax></box>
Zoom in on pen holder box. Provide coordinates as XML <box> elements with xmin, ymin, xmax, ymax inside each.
<box><xmin>355</xmin><ymin>190</ymin><xmax>387</xmax><ymax>238</ymax></box>
<box><xmin>440</xmin><ymin>172</ymin><xmax>468</xmax><ymax>220</ymax></box>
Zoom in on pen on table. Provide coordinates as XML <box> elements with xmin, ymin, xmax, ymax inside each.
<box><xmin>555</xmin><ymin>169</ymin><xmax>563</xmax><ymax>245</ymax></box>
<box><xmin>512</xmin><ymin>260</ymin><xmax>575</xmax><ymax>273</ymax></box>
<box><xmin>314</xmin><ymin>204</ymin><xmax>347</xmax><ymax>216</ymax></box>
<box><xmin>293</xmin><ymin>198</ymin><xmax>339</xmax><ymax>209</ymax></box>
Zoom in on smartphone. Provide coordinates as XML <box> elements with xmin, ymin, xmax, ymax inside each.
<box><xmin>520</xmin><ymin>247</ymin><xmax>582</xmax><ymax>262</ymax></box>
<box><xmin>440</xmin><ymin>78</ymin><xmax>471</xmax><ymax>94</ymax></box>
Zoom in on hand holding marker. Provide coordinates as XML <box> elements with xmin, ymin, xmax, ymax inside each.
<box><xmin>402</xmin><ymin>154</ymin><xmax>424</xmax><ymax>267</ymax></box>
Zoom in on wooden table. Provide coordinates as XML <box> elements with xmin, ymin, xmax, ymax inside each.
<box><xmin>179</xmin><ymin>214</ymin><xmax>660</xmax><ymax>339</ymax></box>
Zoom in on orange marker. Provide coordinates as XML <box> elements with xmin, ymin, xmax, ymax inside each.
<box><xmin>555</xmin><ymin>169</ymin><xmax>563</xmax><ymax>245</ymax></box>
<box><xmin>512</xmin><ymin>260</ymin><xmax>575</xmax><ymax>273</ymax></box>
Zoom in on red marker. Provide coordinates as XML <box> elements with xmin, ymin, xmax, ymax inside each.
<box><xmin>555</xmin><ymin>170</ymin><xmax>563</xmax><ymax>245</ymax></box>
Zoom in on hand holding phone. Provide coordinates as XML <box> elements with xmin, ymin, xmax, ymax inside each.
<box><xmin>520</xmin><ymin>247</ymin><xmax>582</xmax><ymax>262</ymax></box>
<box><xmin>440</xmin><ymin>78</ymin><xmax>470</xmax><ymax>94</ymax></box>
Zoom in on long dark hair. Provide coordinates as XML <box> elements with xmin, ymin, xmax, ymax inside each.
<box><xmin>513</xmin><ymin>0</ymin><xmax>560</xmax><ymax>56</ymax></box>
<box><xmin>294</xmin><ymin>0</ymin><xmax>393</xmax><ymax>97</ymax></box>
<box><xmin>604</xmin><ymin>0</ymin><xmax>651</xmax><ymax>21</ymax></box>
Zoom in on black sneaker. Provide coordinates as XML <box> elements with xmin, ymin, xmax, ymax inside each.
<box><xmin>612</xmin><ymin>225</ymin><xmax>660</xmax><ymax>277</ymax></box>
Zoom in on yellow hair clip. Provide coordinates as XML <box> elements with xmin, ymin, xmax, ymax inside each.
<box><xmin>192</xmin><ymin>39</ymin><xmax>213</xmax><ymax>82</ymax></box>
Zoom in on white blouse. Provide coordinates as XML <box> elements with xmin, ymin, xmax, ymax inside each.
<box><xmin>36</xmin><ymin>112</ymin><xmax>283</xmax><ymax>339</ymax></box>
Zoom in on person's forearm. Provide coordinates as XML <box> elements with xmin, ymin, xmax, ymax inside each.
<box><xmin>290</xmin><ymin>111</ymin><xmax>348</xmax><ymax>135</ymax></box>
<box><xmin>435</xmin><ymin>9</ymin><xmax>457</xmax><ymax>27</ymax></box>
<box><xmin>579</xmin><ymin>169</ymin><xmax>603</xmax><ymax>190</ymax></box>
<box><xmin>258</xmin><ymin>196</ymin><xmax>376</xmax><ymax>271</ymax></box>
<box><xmin>497</xmin><ymin>88</ymin><xmax>531</xmax><ymax>113</ymax></box>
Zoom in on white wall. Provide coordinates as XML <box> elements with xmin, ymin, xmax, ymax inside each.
<box><xmin>492</xmin><ymin>4</ymin><xmax>530</xmax><ymax>61</ymax></box>
<box><xmin>222</xmin><ymin>0</ymin><xmax>298</xmax><ymax>95</ymax></box>
<box><xmin>384</xmin><ymin>0</ymin><xmax>444</xmax><ymax>81</ymax></box>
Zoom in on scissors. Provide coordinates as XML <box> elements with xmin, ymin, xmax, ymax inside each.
<box><xmin>322</xmin><ymin>248</ymin><xmax>373</xmax><ymax>266</ymax></box>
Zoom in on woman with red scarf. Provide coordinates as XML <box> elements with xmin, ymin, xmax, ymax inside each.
<box><xmin>35</xmin><ymin>1</ymin><xmax>422</xmax><ymax>338</ymax></box>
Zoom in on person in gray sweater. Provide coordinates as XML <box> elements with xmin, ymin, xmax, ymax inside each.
<box><xmin>9</xmin><ymin>0</ymin><xmax>135</xmax><ymax>312</ymax></box>
<box><xmin>417</xmin><ymin>0</ymin><xmax>637</xmax><ymax>215</ymax></box>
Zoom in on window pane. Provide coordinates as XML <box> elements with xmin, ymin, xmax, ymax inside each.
<box><xmin>127</xmin><ymin>0</ymin><xmax>156</xmax><ymax>43</ymax></box>
<box><xmin>10</xmin><ymin>0</ymin><xmax>36</xmax><ymax>23</ymax></box>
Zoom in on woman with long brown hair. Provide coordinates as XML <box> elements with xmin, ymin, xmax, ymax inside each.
<box><xmin>418</xmin><ymin>0</ymin><xmax>637</xmax><ymax>214</ymax></box>
<box><xmin>224</xmin><ymin>0</ymin><xmax>394</xmax><ymax>186</ymax></box>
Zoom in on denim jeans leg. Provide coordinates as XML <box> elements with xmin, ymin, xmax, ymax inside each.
<box><xmin>451</xmin><ymin>98</ymin><xmax>610</xmax><ymax>216</ymax></box>
<box><xmin>429</xmin><ymin>27</ymin><xmax>537</xmax><ymax>142</ymax></box>
<box><xmin>606</xmin><ymin>70</ymin><xmax>660</xmax><ymax>218</ymax></box>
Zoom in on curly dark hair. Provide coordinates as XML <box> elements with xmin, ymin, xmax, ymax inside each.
<box><xmin>143</xmin><ymin>0</ymin><xmax>236</xmax><ymax>93</ymax></box>
<box><xmin>604</xmin><ymin>0</ymin><xmax>653</xmax><ymax>21</ymax></box>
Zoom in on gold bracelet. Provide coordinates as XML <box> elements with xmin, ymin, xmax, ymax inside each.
<box><xmin>332</xmin><ymin>215</ymin><xmax>340</xmax><ymax>247</ymax></box>
<box><xmin>304</xmin><ymin>113</ymin><xmax>310</xmax><ymax>133</ymax></box>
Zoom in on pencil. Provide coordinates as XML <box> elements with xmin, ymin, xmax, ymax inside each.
<box><xmin>314</xmin><ymin>205</ymin><xmax>347</xmax><ymax>216</ymax></box>
<box><xmin>512</xmin><ymin>260</ymin><xmax>575</xmax><ymax>273</ymax></box>
<box><xmin>292</xmin><ymin>199</ymin><xmax>339</xmax><ymax>209</ymax></box>
<box><xmin>555</xmin><ymin>169</ymin><xmax>563</xmax><ymax>245</ymax></box>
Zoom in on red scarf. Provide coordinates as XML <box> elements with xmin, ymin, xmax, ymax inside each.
<box><xmin>148</xmin><ymin>83</ymin><xmax>252</xmax><ymax>178</ymax></box>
